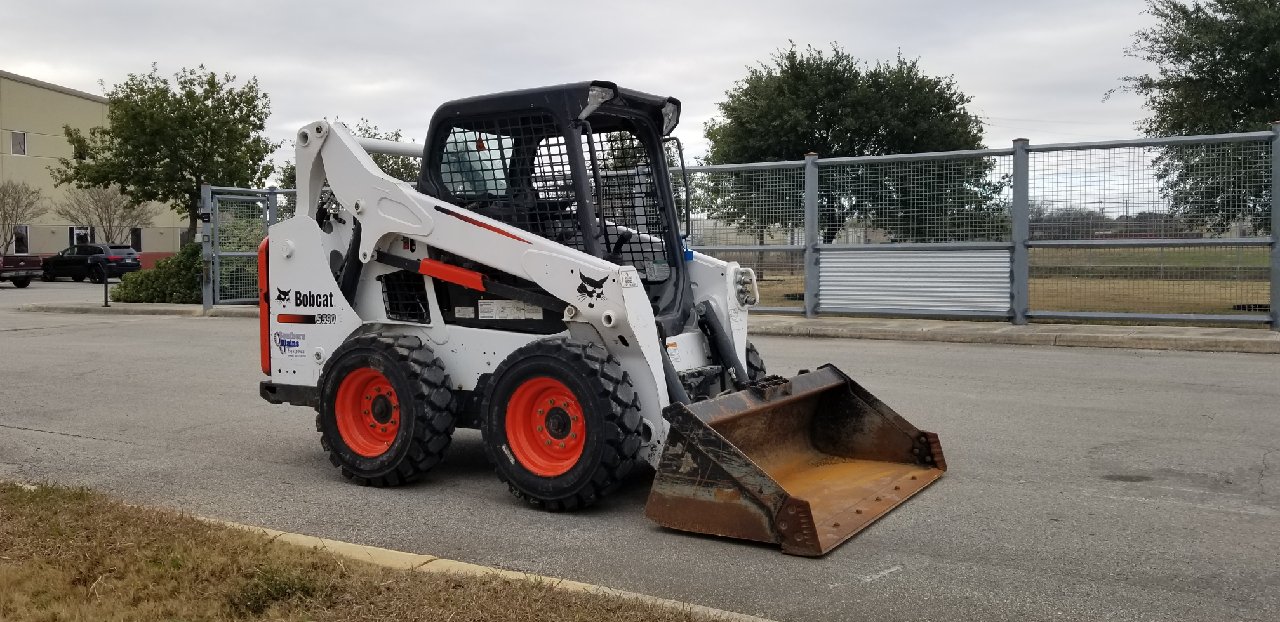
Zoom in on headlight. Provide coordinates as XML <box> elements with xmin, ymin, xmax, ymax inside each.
<box><xmin>661</xmin><ymin>101</ymin><xmax>680</xmax><ymax>135</ymax></box>
<box><xmin>734</xmin><ymin>268</ymin><xmax>758</xmax><ymax>306</ymax></box>
<box><xmin>579</xmin><ymin>86</ymin><xmax>615</xmax><ymax>120</ymax></box>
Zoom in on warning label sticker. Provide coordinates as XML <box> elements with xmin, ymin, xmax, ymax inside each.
<box><xmin>477</xmin><ymin>300</ymin><xmax>543</xmax><ymax>320</ymax></box>
<box><xmin>454</xmin><ymin>306</ymin><xmax>476</xmax><ymax>319</ymax></box>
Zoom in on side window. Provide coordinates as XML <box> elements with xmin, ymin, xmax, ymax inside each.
<box><xmin>12</xmin><ymin>225</ymin><xmax>29</xmax><ymax>254</ymax></box>
<box><xmin>10</xmin><ymin>131</ymin><xmax>26</xmax><ymax>156</ymax></box>
<box><xmin>530</xmin><ymin>135</ymin><xmax>575</xmax><ymax>201</ymax></box>
<box><xmin>439</xmin><ymin>128</ymin><xmax>511</xmax><ymax>199</ymax></box>
<box><xmin>78</xmin><ymin>246</ymin><xmax>101</xmax><ymax>256</ymax></box>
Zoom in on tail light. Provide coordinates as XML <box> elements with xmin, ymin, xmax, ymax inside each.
<box><xmin>106</xmin><ymin>255</ymin><xmax>123</xmax><ymax>261</ymax></box>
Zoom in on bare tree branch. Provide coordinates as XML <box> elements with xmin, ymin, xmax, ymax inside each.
<box><xmin>0</xmin><ymin>181</ymin><xmax>47</xmax><ymax>255</ymax></box>
<box><xmin>53</xmin><ymin>186</ymin><xmax>158</xmax><ymax>245</ymax></box>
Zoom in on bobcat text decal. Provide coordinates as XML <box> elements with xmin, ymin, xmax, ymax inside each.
<box><xmin>277</xmin><ymin>290</ymin><xmax>335</xmax><ymax>308</ymax></box>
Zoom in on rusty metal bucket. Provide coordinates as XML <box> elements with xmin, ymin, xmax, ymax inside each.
<box><xmin>644</xmin><ymin>365</ymin><xmax>946</xmax><ymax>557</ymax></box>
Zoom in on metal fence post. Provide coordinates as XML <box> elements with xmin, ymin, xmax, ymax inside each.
<box><xmin>1271</xmin><ymin>124</ymin><xmax>1279</xmax><ymax>331</ymax></box>
<box><xmin>803</xmin><ymin>153</ymin><xmax>820</xmax><ymax>318</ymax></box>
<box><xmin>266</xmin><ymin>186</ymin><xmax>278</xmax><ymax>228</ymax></box>
<box><xmin>200</xmin><ymin>183</ymin><xmax>214</xmax><ymax>312</ymax></box>
<box><xmin>1011</xmin><ymin>139</ymin><xmax>1030</xmax><ymax>325</ymax></box>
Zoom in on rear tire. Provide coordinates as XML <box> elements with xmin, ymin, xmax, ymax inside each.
<box><xmin>11</xmin><ymin>277</ymin><xmax>30</xmax><ymax>288</ymax></box>
<box><xmin>480</xmin><ymin>339</ymin><xmax>642</xmax><ymax>511</ymax></box>
<box><xmin>316</xmin><ymin>333</ymin><xmax>457</xmax><ymax>487</ymax></box>
<box><xmin>89</xmin><ymin>266</ymin><xmax>106</xmax><ymax>284</ymax></box>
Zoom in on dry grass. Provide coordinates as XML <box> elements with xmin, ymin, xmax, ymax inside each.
<box><xmin>1029</xmin><ymin>277</ymin><xmax>1269</xmax><ymax>315</ymax></box>
<box><xmin>0</xmin><ymin>483</ymin><xmax>723</xmax><ymax>622</ymax></box>
<box><xmin>747</xmin><ymin>274</ymin><xmax>1268</xmax><ymax>318</ymax></box>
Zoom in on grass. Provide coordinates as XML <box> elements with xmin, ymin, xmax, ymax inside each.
<box><xmin>1030</xmin><ymin>277</ymin><xmax>1269</xmax><ymax>315</ymax></box>
<box><xmin>749</xmin><ymin>274</ymin><xmax>1268</xmax><ymax>317</ymax></box>
<box><xmin>0</xmin><ymin>483</ymin><xmax>725</xmax><ymax>622</ymax></box>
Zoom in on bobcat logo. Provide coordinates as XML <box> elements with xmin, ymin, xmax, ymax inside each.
<box><xmin>576</xmin><ymin>273</ymin><xmax>607</xmax><ymax>308</ymax></box>
<box><xmin>276</xmin><ymin>288</ymin><xmax>291</xmax><ymax>304</ymax></box>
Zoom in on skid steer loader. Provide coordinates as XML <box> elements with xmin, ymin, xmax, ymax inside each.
<box><xmin>257</xmin><ymin>81</ymin><xmax>946</xmax><ymax>556</ymax></box>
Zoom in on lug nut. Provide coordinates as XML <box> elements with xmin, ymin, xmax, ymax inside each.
<box><xmin>537</xmin><ymin>425</ymin><xmax>544</xmax><ymax>432</ymax></box>
<box><xmin>537</xmin><ymin>409</ymin><xmax>544</xmax><ymax>415</ymax></box>
<box><xmin>544</xmin><ymin>440</ymin><xmax>552</xmax><ymax>446</ymax></box>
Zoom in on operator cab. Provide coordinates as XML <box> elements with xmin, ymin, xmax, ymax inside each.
<box><xmin>417</xmin><ymin>81</ymin><xmax>690</xmax><ymax>334</ymax></box>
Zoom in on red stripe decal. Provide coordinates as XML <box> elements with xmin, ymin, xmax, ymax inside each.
<box><xmin>419</xmin><ymin>258</ymin><xmax>486</xmax><ymax>291</ymax></box>
<box><xmin>277</xmin><ymin>314</ymin><xmax>316</xmax><ymax>324</ymax></box>
<box><xmin>435</xmin><ymin>206</ymin><xmax>531</xmax><ymax>244</ymax></box>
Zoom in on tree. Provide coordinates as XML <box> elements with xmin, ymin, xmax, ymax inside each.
<box><xmin>1116</xmin><ymin>0</ymin><xmax>1280</xmax><ymax>233</ymax></box>
<box><xmin>703</xmin><ymin>44</ymin><xmax>1004</xmax><ymax>243</ymax></box>
<box><xmin>53</xmin><ymin>186</ymin><xmax>158</xmax><ymax>245</ymax></box>
<box><xmin>52</xmin><ymin>65</ymin><xmax>278</xmax><ymax>240</ymax></box>
<box><xmin>0</xmin><ymin>181</ymin><xmax>46</xmax><ymax>255</ymax></box>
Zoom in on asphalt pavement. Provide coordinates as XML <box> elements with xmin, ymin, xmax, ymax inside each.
<box><xmin>1</xmin><ymin>281</ymin><xmax>1277</xmax><ymax>621</ymax></box>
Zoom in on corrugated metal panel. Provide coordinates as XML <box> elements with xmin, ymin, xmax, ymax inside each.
<box><xmin>819</xmin><ymin>250</ymin><xmax>1011</xmax><ymax>312</ymax></box>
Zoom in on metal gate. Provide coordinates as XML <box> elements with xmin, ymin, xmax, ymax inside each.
<box><xmin>200</xmin><ymin>185</ymin><xmax>295</xmax><ymax>309</ymax></box>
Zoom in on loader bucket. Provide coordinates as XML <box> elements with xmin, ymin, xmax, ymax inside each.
<box><xmin>645</xmin><ymin>365</ymin><xmax>946</xmax><ymax>557</ymax></box>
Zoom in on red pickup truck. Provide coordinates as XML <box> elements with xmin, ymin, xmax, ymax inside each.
<box><xmin>1</xmin><ymin>254</ymin><xmax>42</xmax><ymax>288</ymax></box>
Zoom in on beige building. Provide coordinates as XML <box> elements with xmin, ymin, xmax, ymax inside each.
<box><xmin>0</xmin><ymin>70</ymin><xmax>184</xmax><ymax>265</ymax></box>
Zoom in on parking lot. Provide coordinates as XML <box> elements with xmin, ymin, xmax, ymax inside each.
<box><xmin>0</xmin><ymin>281</ymin><xmax>1277</xmax><ymax>621</ymax></box>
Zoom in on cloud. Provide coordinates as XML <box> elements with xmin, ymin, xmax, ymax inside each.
<box><xmin>1</xmin><ymin>0</ymin><xmax>1155</xmax><ymax>163</ymax></box>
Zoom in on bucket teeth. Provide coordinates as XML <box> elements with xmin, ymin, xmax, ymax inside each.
<box><xmin>644</xmin><ymin>365</ymin><xmax>946</xmax><ymax>557</ymax></box>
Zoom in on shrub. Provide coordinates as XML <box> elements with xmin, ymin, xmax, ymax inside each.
<box><xmin>111</xmin><ymin>243</ymin><xmax>202</xmax><ymax>303</ymax></box>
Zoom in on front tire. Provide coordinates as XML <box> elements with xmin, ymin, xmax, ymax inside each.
<box><xmin>11</xmin><ymin>277</ymin><xmax>30</xmax><ymax>288</ymax></box>
<box><xmin>480</xmin><ymin>339</ymin><xmax>642</xmax><ymax>511</ymax></box>
<box><xmin>316</xmin><ymin>334</ymin><xmax>457</xmax><ymax>487</ymax></box>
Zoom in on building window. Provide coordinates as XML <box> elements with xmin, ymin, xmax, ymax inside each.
<box><xmin>69</xmin><ymin>225</ymin><xmax>93</xmax><ymax>246</ymax></box>
<box><xmin>12</xmin><ymin>225</ymin><xmax>30</xmax><ymax>254</ymax></box>
<box><xmin>10</xmin><ymin>131</ymin><xmax>26</xmax><ymax>156</ymax></box>
<box><xmin>130</xmin><ymin>228</ymin><xmax>143</xmax><ymax>251</ymax></box>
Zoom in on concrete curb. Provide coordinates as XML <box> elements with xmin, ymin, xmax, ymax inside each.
<box><xmin>212</xmin><ymin>519</ymin><xmax>773</xmax><ymax>622</ymax></box>
<box><xmin>18</xmin><ymin>302</ymin><xmax>1278</xmax><ymax>354</ymax></box>
<box><xmin>18</xmin><ymin>302</ymin><xmax>256</xmax><ymax>318</ymax></box>
<box><xmin>747</xmin><ymin>321</ymin><xmax>1280</xmax><ymax>354</ymax></box>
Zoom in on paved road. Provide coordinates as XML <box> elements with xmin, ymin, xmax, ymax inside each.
<box><xmin>1</xmin><ymin>298</ymin><xmax>1277</xmax><ymax>621</ymax></box>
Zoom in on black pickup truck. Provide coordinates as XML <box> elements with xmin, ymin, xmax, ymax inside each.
<box><xmin>0</xmin><ymin>254</ymin><xmax>42</xmax><ymax>288</ymax></box>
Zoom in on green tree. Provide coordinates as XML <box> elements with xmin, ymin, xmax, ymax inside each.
<box><xmin>52</xmin><ymin>65</ymin><xmax>278</xmax><ymax>240</ymax></box>
<box><xmin>1117</xmin><ymin>0</ymin><xmax>1280</xmax><ymax>233</ymax></box>
<box><xmin>703</xmin><ymin>44</ymin><xmax>1004</xmax><ymax>243</ymax></box>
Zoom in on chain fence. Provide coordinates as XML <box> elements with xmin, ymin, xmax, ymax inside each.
<box><xmin>1025</xmin><ymin>135</ymin><xmax>1273</xmax><ymax>320</ymax></box>
<box><xmin>202</xmin><ymin>130</ymin><xmax>1277</xmax><ymax>329</ymax></box>
<box><xmin>202</xmin><ymin>187</ymin><xmax>293</xmax><ymax>307</ymax></box>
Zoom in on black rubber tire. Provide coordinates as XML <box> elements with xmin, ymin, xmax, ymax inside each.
<box><xmin>316</xmin><ymin>333</ymin><xmax>457</xmax><ymax>487</ymax></box>
<box><xmin>40</xmin><ymin>270</ymin><xmax>54</xmax><ymax>282</ymax></box>
<box><xmin>10</xmin><ymin>277</ymin><xmax>30</xmax><ymax>288</ymax></box>
<box><xmin>745</xmin><ymin>341</ymin><xmax>767</xmax><ymax>382</ymax></box>
<box><xmin>480</xmin><ymin>339</ymin><xmax>642</xmax><ymax>511</ymax></box>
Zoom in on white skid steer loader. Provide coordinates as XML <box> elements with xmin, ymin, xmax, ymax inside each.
<box><xmin>258</xmin><ymin>81</ymin><xmax>946</xmax><ymax>556</ymax></box>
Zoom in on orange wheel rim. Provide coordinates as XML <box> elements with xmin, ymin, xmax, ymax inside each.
<box><xmin>335</xmin><ymin>368</ymin><xmax>400</xmax><ymax>458</ymax></box>
<box><xmin>505</xmin><ymin>377</ymin><xmax>586</xmax><ymax>477</ymax></box>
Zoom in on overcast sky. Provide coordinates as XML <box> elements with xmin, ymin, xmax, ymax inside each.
<box><xmin>2</xmin><ymin>0</ymin><xmax>1155</xmax><ymax>166</ymax></box>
